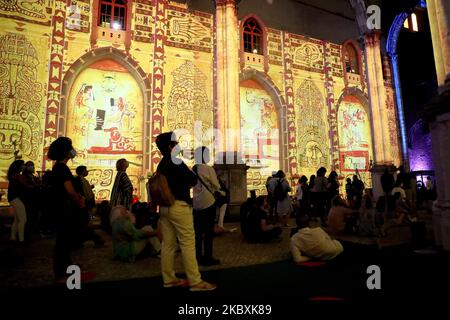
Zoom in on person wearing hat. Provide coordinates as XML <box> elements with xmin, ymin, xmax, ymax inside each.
<box><xmin>155</xmin><ymin>132</ymin><xmax>216</xmax><ymax>292</ymax></box>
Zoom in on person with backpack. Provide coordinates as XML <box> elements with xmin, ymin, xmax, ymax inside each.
<box><xmin>192</xmin><ymin>146</ymin><xmax>222</xmax><ymax>266</ymax></box>
<box><xmin>274</xmin><ymin>170</ymin><xmax>292</xmax><ymax>227</ymax></box>
<box><xmin>154</xmin><ymin>132</ymin><xmax>216</xmax><ymax>292</ymax></box>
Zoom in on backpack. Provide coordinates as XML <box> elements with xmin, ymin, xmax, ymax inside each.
<box><xmin>274</xmin><ymin>179</ymin><xmax>288</xmax><ymax>201</ymax></box>
<box><xmin>147</xmin><ymin>172</ymin><xmax>175</xmax><ymax>207</ymax></box>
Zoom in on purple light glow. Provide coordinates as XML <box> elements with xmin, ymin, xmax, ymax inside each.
<box><xmin>408</xmin><ymin>120</ymin><xmax>434</xmax><ymax>172</ymax></box>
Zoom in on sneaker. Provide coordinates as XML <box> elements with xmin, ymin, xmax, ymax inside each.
<box><xmin>190</xmin><ymin>281</ymin><xmax>217</xmax><ymax>292</ymax></box>
<box><xmin>163</xmin><ymin>278</ymin><xmax>190</xmax><ymax>288</ymax></box>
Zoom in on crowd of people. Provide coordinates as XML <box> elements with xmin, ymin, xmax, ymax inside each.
<box><xmin>3</xmin><ymin>132</ymin><xmax>436</xmax><ymax>291</ymax></box>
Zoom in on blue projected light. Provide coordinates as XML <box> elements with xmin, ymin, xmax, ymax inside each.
<box><xmin>387</xmin><ymin>12</ymin><xmax>409</xmax><ymax>165</ymax></box>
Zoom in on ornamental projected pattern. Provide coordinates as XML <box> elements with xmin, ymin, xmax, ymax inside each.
<box><xmin>295</xmin><ymin>79</ymin><xmax>330</xmax><ymax>174</ymax></box>
<box><xmin>0</xmin><ymin>0</ymin><xmax>53</xmax><ymax>25</ymax></box>
<box><xmin>166</xmin><ymin>61</ymin><xmax>213</xmax><ymax>151</ymax></box>
<box><xmin>166</xmin><ymin>9</ymin><xmax>213</xmax><ymax>52</ymax></box>
<box><xmin>0</xmin><ymin>33</ymin><xmax>42</xmax><ymax>164</ymax></box>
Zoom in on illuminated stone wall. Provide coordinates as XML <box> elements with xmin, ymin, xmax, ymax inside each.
<box><xmin>240</xmin><ymin>79</ymin><xmax>279</xmax><ymax>195</ymax></box>
<box><xmin>66</xmin><ymin>59</ymin><xmax>145</xmax><ymax>201</ymax></box>
<box><xmin>337</xmin><ymin>95</ymin><xmax>374</xmax><ymax>186</ymax></box>
<box><xmin>0</xmin><ymin>0</ymin><xmax>400</xmax><ymax>201</ymax></box>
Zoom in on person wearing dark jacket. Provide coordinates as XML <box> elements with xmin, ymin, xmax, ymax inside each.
<box><xmin>47</xmin><ymin>137</ymin><xmax>95</xmax><ymax>282</ymax></box>
<box><xmin>381</xmin><ymin>168</ymin><xmax>395</xmax><ymax>194</ymax></box>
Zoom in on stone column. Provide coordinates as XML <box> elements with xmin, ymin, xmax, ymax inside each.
<box><xmin>427</xmin><ymin>0</ymin><xmax>450</xmax><ymax>87</ymax></box>
<box><xmin>214</xmin><ymin>0</ymin><xmax>248</xmax><ymax>217</ymax></box>
<box><xmin>214</xmin><ymin>0</ymin><xmax>241</xmax><ymax>152</ymax></box>
<box><xmin>364</xmin><ymin>32</ymin><xmax>395</xmax><ymax>200</ymax></box>
<box><xmin>421</xmin><ymin>77</ymin><xmax>450</xmax><ymax>251</ymax></box>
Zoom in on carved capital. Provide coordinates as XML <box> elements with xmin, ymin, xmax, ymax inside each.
<box><xmin>215</xmin><ymin>0</ymin><xmax>239</xmax><ymax>7</ymax></box>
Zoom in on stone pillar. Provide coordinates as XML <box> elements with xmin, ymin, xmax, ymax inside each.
<box><xmin>421</xmin><ymin>76</ymin><xmax>450</xmax><ymax>251</ymax></box>
<box><xmin>214</xmin><ymin>0</ymin><xmax>248</xmax><ymax>217</ymax></box>
<box><xmin>364</xmin><ymin>32</ymin><xmax>392</xmax><ymax>167</ymax></box>
<box><xmin>364</xmin><ymin>32</ymin><xmax>396</xmax><ymax>200</ymax></box>
<box><xmin>427</xmin><ymin>0</ymin><xmax>450</xmax><ymax>87</ymax></box>
<box><xmin>214</xmin><ymin>152</ymin><xmax>249</xmax><ymax>218</ymax></box>
<box><xmin>214</xmin><ymin>0</ymin><xmax>241</xmax><ymax>152</ymax></box>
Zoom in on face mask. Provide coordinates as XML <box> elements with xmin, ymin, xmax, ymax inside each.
<box><xmin>171</xmin><ymin>144</ymin><xmax>182</xmax><ymax>156</ymax></box>
<box><xmin>20</xmin><ymin>165</ymin><xmax>26</xmax><ymax>172</ymax></box>
<box><xmin>27</xmin><ymin>166</ymin><xmax>35</xmax><ymax>172</ymax></box>
<box><xmin>68</xmin><ymin>148</ymin><xmax>77</xmax><ymax>159</ymax></box>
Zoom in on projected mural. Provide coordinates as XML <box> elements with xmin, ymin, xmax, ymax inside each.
<box><xmin>240</xmin><ymin>80</ymin><xmax>280</xmax><ymax>194</ymax></box>
<box><xmin>338</xmin><ymin>95</ymin><xmax>373</xmax><ymax>184</ymax></box>
<box><xmin>66</xmin><ymin>59</ymin><xmax>144</xmax><ymax>201</ymax></box>
<box><xmin>295</xmin><ymin>79</ymin><xmax>330</xmax><ymax>178</ymax></box>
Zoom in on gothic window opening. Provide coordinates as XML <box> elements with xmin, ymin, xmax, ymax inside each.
<box><xmin>403</xmin><ymin>10</ymin><xmax>423</xmax><ymax>32</ymax></box>
<box><xmin>243</xmin><ymin>18</ymin><xmax>263</xmax><ymax>54</ymax></box>
<box><xmin>344</xmin><ymin>43</ymin><xmax>360</xmax><ymax>74</ymax></box>
<box><xmin>99</xmin><ymin>0</ymin><xmax>127</xmax><ymax>30</ymax></box>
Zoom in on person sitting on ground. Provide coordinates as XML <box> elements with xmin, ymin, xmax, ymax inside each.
<box><xmin>240</xmin><ymin>190</ymin><xmax>257</xmax><ymax>235</ymax></box>
<box><xmin>243</xmin><ymin>196</ymin><xmax>282</xmax><ymax>243</ymax></box>
<box><xmin>111</xmin><ymin>205</ymin><xmax>161</xmax><ymax>262</ymax></box>
<box><xmin>325</xmin><ymin>196</ymin><xmax>358</xmax><ymax>236</ymax></box>
<box><xmin>290</xmin><ymin>214</ymin><xmax>343</xmax><ymax>264</ymax></box>
<box><xmin>393</xmin><ymin>192</ymin><xmax>416</xmax><ymax>224</ymax></box>
<box><xmin>358</xmin><ymin>192</ymin><xmax>377</xmax><ymax>236</ymax></box>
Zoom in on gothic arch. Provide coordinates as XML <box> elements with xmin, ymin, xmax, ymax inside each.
<box><xmin>387</xmin><ymin>12</ymin><xmax>410</xmax><ymax>164</ymax></box>
<box><xmin>239</xmin><ymin>68</ymin><xmax>288</xmax><ymax>172</ymax></box>
<box><xmin>239</xmin><ymin>14</ymin><xmax>269</xmax><ymax>72</ymax></box>
<box><xmin>336</xmin><ymin>88</ymin><xmax>374</xmax><ymax>174</ymax></box>
<box><xmin>59</xmin><ymin>47</ymin><xmax>152</xmax><ymax>171</ymax></box>
<box><xmin>336</xmin><ymin>87</ymin><xmax>370</xmax><ymax>111</ymax></box>
<box><xmin>336</xmin><ymin>87</ymin><xmax>371</xmax><ymax>145</ymax></box>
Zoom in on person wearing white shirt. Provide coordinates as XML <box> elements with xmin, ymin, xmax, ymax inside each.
<box><xmin>192</xmin><ymin>146</ymin><xmax>221</xmax><ymax>266</ymax></box>
<box><xmin>290</xmin><ymin>215</ymin><xmax>343</xmax><ymax>263</ymax></box>
<box><xmin>391</xmin><ymin>181</ymin><xmax>407</xmax><ymax>200</ymax></box>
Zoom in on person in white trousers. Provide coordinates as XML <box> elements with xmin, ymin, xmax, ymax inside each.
<box><xmin>7</xmin><ymin>160</ymin><xmax>31</xmax><ymax>243</ymax></box>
